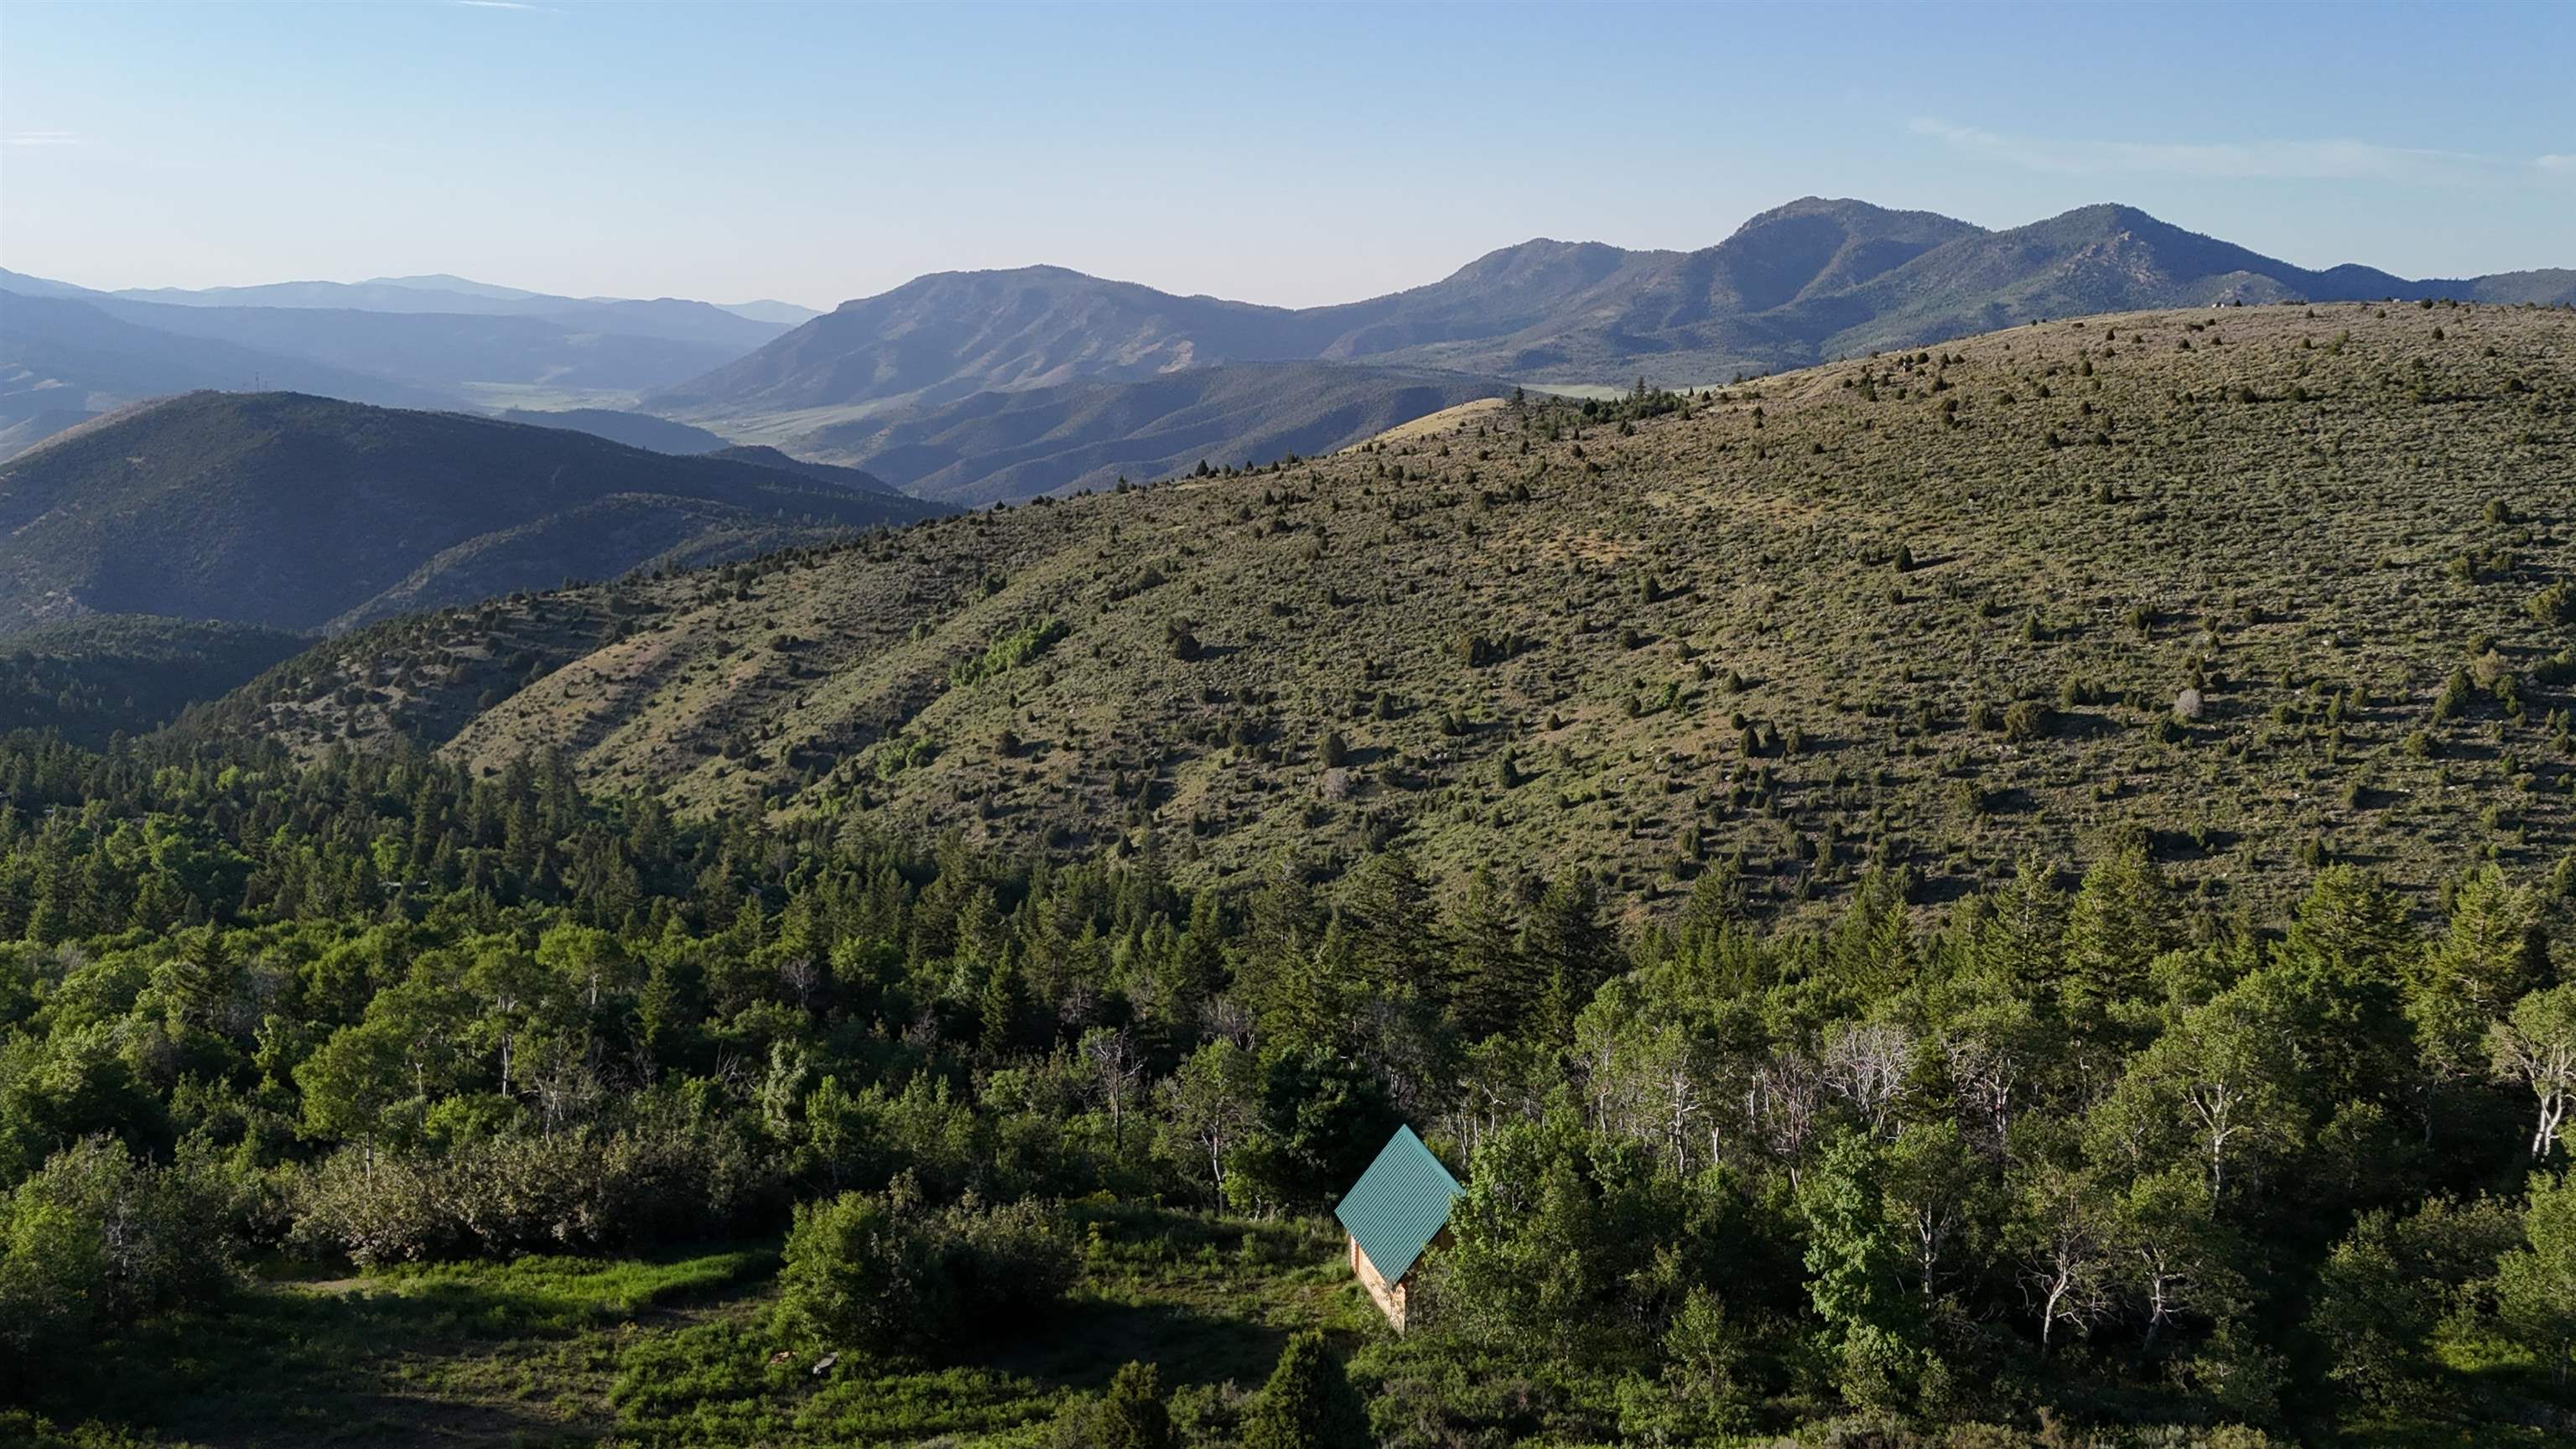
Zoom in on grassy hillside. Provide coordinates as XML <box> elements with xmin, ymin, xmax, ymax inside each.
<box><xmin>0</xmin><ymin>392</ymin><xmax>948</xmax><ymax>634</ymax></box>
<box><xmin>212</xmin><ymin>300</ymin><xmax>2573</xmax><ymax>918</ymax></box>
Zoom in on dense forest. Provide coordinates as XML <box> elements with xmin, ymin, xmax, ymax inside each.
<box><xmin>0</xmin><ymin>725</ymin><xmax>2569</xmax><ymax>1446</ymax></box>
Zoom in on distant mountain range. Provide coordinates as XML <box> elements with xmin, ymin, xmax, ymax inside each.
<box><xmin>0</xmin><ymin>392</ymin><xmax>945</xmax><ymax>634</ymax></box>
<box><xmin>8</xmin><ymin>269</ymin><xmax>815</xmax><ymax>330</ymax></box>
<box><xmin>8</xmin><ymin>199</ymin><xmax>2568</xmax><ymax>501</ymax></box>
<box><xmin>0</xmin><ymin>270</ymin><xmax>810</xmax><ymax>460</ymax></box>
<box><xmin>647</xmin><ymin>198</ymin><xmax>2573</xmax><ymax>499</ymax></box>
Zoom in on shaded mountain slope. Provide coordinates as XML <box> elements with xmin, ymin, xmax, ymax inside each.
<box><xmin>795</xmin><ymin>361</ymin><xmax>1515</xmax><ymax>506</ymax></box>
<box><xmin>496</xmin><ymin>408</ymin><xmax>733</xmax><ymax>454</ymax></box>
<box><xmin>703</xmin><ymin>445</ymin><xmax>906</xmax><ymax>497</ymax></box>
<box><xmin>0</xmin><ymin>614</ymin><xmax>306</xmax><ymax>743</ymax></box>
<box><xmin>0</xmin><ymin>392</ymin><xmax>947</xmax><ymax>632</ymax></box>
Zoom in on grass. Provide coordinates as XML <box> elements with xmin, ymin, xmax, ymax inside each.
<box><xmin>16</xmin><ymin>1208</ymin><xmax>1365</xmax><ymax>1449</ymax></box>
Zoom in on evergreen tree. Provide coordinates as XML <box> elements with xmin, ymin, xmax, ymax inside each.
<box><xmin>1445</xmin><ymin>865</ymin><xmax>1532</xmax><ymax>1041</ymax></box>
<box><xmin>2060</xmin><ymin>836</ymin><xmax>2176</xmax><ymax>1021</ymax></box>
<box><xmin>1084</xmin><ymin>1360</ymin><xmax>1176</xmax><ymax>1449</ymax></box>
<box><xmin>1524</xmin><ymin>869</ymin><xmax>1613</xmax><ymax>1045</ymax></box>
<box><xmin>2497</xmin><ymin>1169</ymin><xmax>2576</xmax><ymax>1390</ymax></box>
<box><xmin>1240</xmin><ymin>1330</ymin><xmax>1370</xmax><ymax>1449</ymax></box>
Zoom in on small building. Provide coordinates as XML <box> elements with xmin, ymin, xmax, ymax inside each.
<box><xmin>1332</xmin><ymin>1124</ymin><xmax>1463</xmax><ymax>1332</ymax></box>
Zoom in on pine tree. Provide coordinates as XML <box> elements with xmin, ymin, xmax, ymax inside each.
<box><xmin>1085</xmin><ymin>1360</ymin><xmax>1176</xmax><ymax>1449</ymax></box>
<box><xmin>2059</xmin><ymin>835</ymin><xmax>2174</xmax><ymax>1021</ymax></box>
<box><xmin>1240</xmin><ymin>1331</ymin><xmax>1370</xmax><ymax>1449</ymax></box>
<box><xmin>1445</xmin><ymin>866</ymin><xmax>1531</xmax><ymax>1041</ymax></box>
<box><xmin>1524</xmin><ymin>870</ymin><xmax>1613</xmax><ymax>1045</ymax></box>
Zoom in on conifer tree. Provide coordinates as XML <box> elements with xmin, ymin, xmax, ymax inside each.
<box><xmin>1086</xmin><ymin>1360</ymin><xmax>1176</xmax><ymax>1449</ymax></box>
<box><xmin>1241</xmin><ymin>1330</ymin><xmax>1370</xmax><ymax>1449</ymax></box>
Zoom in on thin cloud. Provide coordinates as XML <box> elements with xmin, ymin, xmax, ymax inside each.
<box><xmin>2539</xmin><ymin>154</ymin><xmax>2576</xmax><ymax>174</ymax></box>
<box><xmin>1910</xmin><ymin>117</ymin><xmax>2504</xmax><ymax>184</ymax></box>
<box><xmin>2</xmin><ymin>130</ymin><xmax>82</xmax><ymax>148</ymax></box>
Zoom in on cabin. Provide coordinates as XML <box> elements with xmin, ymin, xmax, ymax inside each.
<box><xmin>1332</xmin><ymin>1124</ymin><xmax>1463</xmax><ymax>1332</ymax></box>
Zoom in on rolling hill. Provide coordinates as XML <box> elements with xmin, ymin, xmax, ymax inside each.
<box><xmin>702</xmin><ymin>445</ymin><xmax>908</xmax><ymax>497</ymax></box>
<box><xmin>0</xmin><ymin>392</ymin><xmax>947</xmax><ymax>634</ymax></box>
<box><xmin>203</xmin><ymin>299</ymin><xmax>2576</xmax><ymax>917</ymax></box>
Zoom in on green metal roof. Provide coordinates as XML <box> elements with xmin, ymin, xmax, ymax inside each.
<box><xmin>1333</xmin><ymin>1125</ymin><xmax>1462</xmax><ymax>1285</ymax></box>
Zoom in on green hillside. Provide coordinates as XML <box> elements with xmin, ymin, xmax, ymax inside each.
<box><xmin>212</xmin><ymin>300</ymin><xmax>2574</xmax><ymax>918</ymax></box>
<box><xmin>0</xmin><ymin>392</ymin><xmax>948</xmax><ymax>635</ymax></box>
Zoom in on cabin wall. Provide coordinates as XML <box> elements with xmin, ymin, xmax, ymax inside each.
<box><xmin>1348</xmin><ymin>1234</ymin><xmax>1410</xmax><ymax>1332</ymax></box>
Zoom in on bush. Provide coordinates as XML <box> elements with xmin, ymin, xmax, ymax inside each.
<box><xmin>772</xmin><ymin>1180</ymin><xmax>1072</xmax><ymax>1355</ymax></box>
<box><xmin>2001</xmin><ymin>700</ymin><xmax>2052</xmax><ymax>742</ymax></box>
<box><xmin>291</xmin><ymin>1099</ymin><xmax>778</xmax><ymax>1266</ymax></box>
<box><xmin>0</xmin><ymin>1136</ymin><xmax>237</xmax><ymax>1371</ymax></box>
<box><xmin>2532</xmin><ymin>581</ymin><xmax>2576</xmax><ymax>627</ymax></box>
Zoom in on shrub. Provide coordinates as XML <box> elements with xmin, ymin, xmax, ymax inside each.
<box><xmin>772</xmin><ymin>1182</ymin><xmax>1072</xmax><ymax>1355</ymax></box>
<box><xmin>0</xmin><ymin>1136</ymin><xmax>237</xmax><ymax>1371</ymax></box>
<box><xmin>290</xmin><ymin>1100</ymin><xmax>777</xmax><ymax>1266</ymax></box>
<box><xmin>2435</xmin><ymin>667</ymin><xmax>2475</xmax><ymax>721</ymax></box>
<box><xmin>2001</xmin><ymin>700</ymin><xmax>2052</xmax><ymax>743</ymax></box>
<box><xmin>2530</xmin><ymin>581</ymin><xmax>2576</xmax><ymax>627</ymax></box>
<box><xmin>951</xmin><ymin>619</ymin><xmax>1069</xmax><ymax>688</ymax></box>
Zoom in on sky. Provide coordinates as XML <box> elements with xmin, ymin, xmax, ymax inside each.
<box><xmin>3</xmin><ymin>1</ymin><xmax>2571</xmax><ymax>310</ymax></box>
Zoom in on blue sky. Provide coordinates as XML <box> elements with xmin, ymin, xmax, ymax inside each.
<box><xmin>3</xmin><ymin>1</ymin><xmax>2569</xmax><ymax>309</ymax></box>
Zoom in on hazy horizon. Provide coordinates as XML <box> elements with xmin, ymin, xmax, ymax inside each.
<box><xmin>4</xmin><ymin>1</ymin><xmax>2572</xmax><ymax>311</ymax></box>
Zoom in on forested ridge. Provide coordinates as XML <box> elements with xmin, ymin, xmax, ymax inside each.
<box><xmin>0</xmin><ymin>724</ymin><xmax>2571</xmax><ymax>1446</ymax></box>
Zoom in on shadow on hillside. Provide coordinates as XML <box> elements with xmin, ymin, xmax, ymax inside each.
<box><xmin>991</xmin><ymin>1296</ymin><xmax>1292</xmax><ymax>1394</ymax></box>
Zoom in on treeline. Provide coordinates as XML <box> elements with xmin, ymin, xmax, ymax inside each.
<box><xmin>0</xmin><ymin>729</ymin><xmax>2570</xmax><ymax>1443</ymax></box>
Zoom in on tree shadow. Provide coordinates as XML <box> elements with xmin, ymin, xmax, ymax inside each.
<box><xmin>989</xmin><ymin>1296</ymin><xmax>1293</xmax><ymax>1396</ymax></box>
